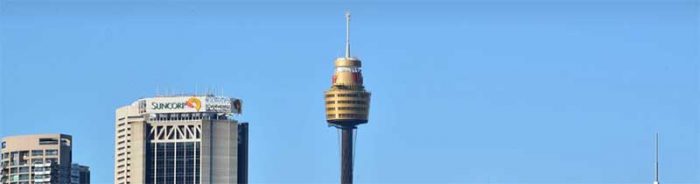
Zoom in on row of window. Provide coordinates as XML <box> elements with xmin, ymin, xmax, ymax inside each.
<box><xmin>3</xmin><ymin>160</ymin><xmax>57</xmax><ymax>173</ymax></box>
<box><xmin>326</xmin><ymin>107</ymin><xmax>367</xmax><ymax>111</ymax></box>
<box><xmin>38</xmin><ymin>138</ymin><xmax>58</xmax><ymax>145</ymax></box>
<box><xmin>25</xmin><ymin>149</ymin><xmax>59</xmax><ymax>156</ymax></box>
<box><xmin>326</xmin><ymin>100</ymin><xmax>367</xmax><ymax>105</ymax></box>
<box><xmin>338</xmin><ymin>114</ymin><xmax>366</xmax><ymax>118</ymax></box>
<box><xmin>1</xmin><ymin>150</ymin><xmax>58</xmax><ymax>161</ymax></box>
<box><xmin>338</xmin><ymin>107</ymin><xmax>367</xmax><ymax>111</ymax></box>
<box><xmin>31</xmin><ymin>150</ymin><xmax>58</xmax><ymax>156</ymax></box>
<box><xmin>325</xmin><ymin>93</ymin><xmax>369</xmax><ymax>98</ymax></box>
<box><xmin>335</xmin><ymin>67</ymin><xmax>362</xmax><ymax>73</ymax></box>
<box><xmin>327</xmin><ymin>114</ymin><xmax>366</xmax><ymax>119</ymax></box>
<box><xmin>151</xmin><ymin>113</ymin><xmax>229</xmax><ymax>121</ymax></box>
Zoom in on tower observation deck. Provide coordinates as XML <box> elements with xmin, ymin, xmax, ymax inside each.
<box><xmin>324</xmin><ymin>11</ymin><xmax>371</xmax><ymax>184</ymax></box>
<box><xmin>325</xmin><ymin>11</ymin><xmax>371</xmax><ymax>128</ymax></box>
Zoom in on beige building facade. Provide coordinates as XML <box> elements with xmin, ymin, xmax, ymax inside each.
<box><xmin>0</xmin><ymin>134</ymin><xmax>73</xmax><ymax>184</ymax></box>
<box><xmin>114</xmin><ymin>95</ymin><xmax>247</xmax><ymax>184</ymax></box>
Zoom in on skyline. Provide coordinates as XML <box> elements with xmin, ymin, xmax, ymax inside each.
<box><xmin>1</xmin><ymin>0</ymin><xmax>698</xmax><ymax>183</ymax></box>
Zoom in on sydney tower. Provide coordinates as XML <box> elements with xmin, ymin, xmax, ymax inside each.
<box><xmin>324</xmin><ymin>11</ymin><xmax>371</xmax><ymax>184</ymax></box>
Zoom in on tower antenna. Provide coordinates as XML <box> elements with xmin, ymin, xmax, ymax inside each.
<box><xmin>654</xmin><ymin>133</ymin><xmax>660</xmax><ymax>184</ymax></box>
<box><xmin>345</xmin><ymin>10</ymin><xmax>351</xmax><ymax>58</ymax></box>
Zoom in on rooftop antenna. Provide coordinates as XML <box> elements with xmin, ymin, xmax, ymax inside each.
<box><xmin>654</xmin><ymin>133</ymin><xmax>660</xmax><ymax>184</ymax></box>
<box><xmin>345</xmin><ymin>10</ymin><xmax>351</xmax><ymax>58</ymax></box>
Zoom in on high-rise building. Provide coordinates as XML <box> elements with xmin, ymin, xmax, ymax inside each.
<box><xmin>114</xmin><ymin>94</ymin><xmax>248</xmax><ymax>184</ymax></box>
<box><xmin>236</xmin><ymin>123</ymin><xmax>248</xmax><ymax>184</ymax></box>
<box><xmin>70</xmin><ymin>164</ymin><xmax>90</xmax><ymax>184</ymax></box>
<box><xmin>324</xmin><ymin>11</ymin><xmax>371</xmax><ymax>184</ymax></box>
<box><xmin>0</xmin><ymin>134</ymin><xmax>73</xmax><ymax>184</ymax></box>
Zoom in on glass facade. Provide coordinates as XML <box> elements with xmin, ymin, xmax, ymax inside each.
<box><xmin>149</xmin><ymin>142</ymin><xmax>200</xmax><ymax>184</ymax></box>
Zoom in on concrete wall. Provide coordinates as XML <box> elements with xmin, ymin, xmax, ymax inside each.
<box><xmin>201</xmin><ymin>119</ymin><xmax>238</xmax><ymax>184</ymax></box>
<box><xmin>129</xmin><ymin>121</ymin><xmax>147</xmax><ymax>184</ymax></box>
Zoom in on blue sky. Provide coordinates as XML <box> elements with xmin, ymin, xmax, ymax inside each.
<box><xmin>1</xmin><ymin>0</ymin><xmax>698</xmax><ymax>183</ymax></box>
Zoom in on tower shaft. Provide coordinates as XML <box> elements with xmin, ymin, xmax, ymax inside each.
<box><xmin>341</xmin><ymin>127</ymin><xmax>354</xmax><ymax>184</ymax></box>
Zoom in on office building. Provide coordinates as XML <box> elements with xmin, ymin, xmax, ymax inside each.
<box><xmin>0</xmin><ymin>134</ymin><xmax>73</xmax><ymax>184</ymax></box>
<box><xmin>114</xmin><ymin>94</ymin><xmax>248</xmax><ymax>184</ymax></box>
<box><xmin>70</xmin><ymin>164</ymin><xmax>90</xmax><ymax>184</ymax></box>
<box><xmin>236</xmin><ymin>123</ymin><xmax>248</xmax><ymax>184</ymax></box>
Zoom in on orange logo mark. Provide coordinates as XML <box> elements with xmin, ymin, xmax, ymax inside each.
<box><xmin>186</xmin><ymin>97</ymin><xmax>202</xmax><ymax>111</ymax></box>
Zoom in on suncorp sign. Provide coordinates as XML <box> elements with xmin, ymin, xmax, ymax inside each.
<box><xmin>143</xmin><ymin>96</ymin><xmax>240</xmax><ymax>114</ymax></box>
<box><xmin>151</xmin><ymin>97</ymin><xmax>201</xmax><ymax>111</ymax></box>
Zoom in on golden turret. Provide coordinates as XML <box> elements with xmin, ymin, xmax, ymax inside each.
<box><xmin>325</xmin><ymin>12</ymin><xmax>371</xmax><ymax>127</ymax></box>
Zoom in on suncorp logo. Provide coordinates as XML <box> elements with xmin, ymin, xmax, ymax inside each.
<box><xmin>186</xmin><ymin>97</ymin><xmax>202</xmax><ymax>111</ymax></box>
<box><xmin>151</xmin><ymin>97</ymin><xmax>202</xmax><ymax>112</ymax></box>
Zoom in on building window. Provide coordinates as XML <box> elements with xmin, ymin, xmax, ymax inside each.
<box><xmin>39</xmin><ymin>138</ymin><xmax>59</xmax><ymax>145</ymax></box>
<box><xmin>151</xmin><ymin>142</ymin><xmax>200</xmax><ymax>184</ymax></box>
<box><xmin>337</xmin><ymin>107</ymin><xmax>366</xmax><ymax>111</ymax></box>
<box><xmin>1</xmin><ymin>141</ymin><xmax>5</xmax><ymax>148</ymax></box>
<box><xmin>31</xmin><ymin>150</ymin><xmax>43</xmax><ymax>156</ymax></box>
<box><xmin>46</xmin><ymin>158</ymin><xmax>58</xmax><ymax>163</ymax></box>
<box><xmin>61</xmin><ymin>138</ymin><xmax>71</xmax><ymax>146</ymax></box>
<box><xmin>18</xmin><ymin>166</ymin><xmax>30</xmax><ymax>173</ymax></box>
<box><xmin>31</xmin><ymin>158</ymin><xmax>43</xmax><ymax>164</ymax></box>
<box><xmin>45</xmin><ymin>149</ymin><xmax>58</xmax><ymax>156</ymax></box>
<box><xmin>18</xmin><ymin>173</ymin><xmax>30</xmax><ymax>180</ymax></box>
<box><xmin>10</xmin><ymin>152</ymin><xmax>19</xmax><ymax>165</ymax></box>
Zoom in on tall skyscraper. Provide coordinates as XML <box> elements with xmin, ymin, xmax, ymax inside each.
<box><xmin>236</xmin><ymin>123</ymin><xmax>249</xmax><ymax>184</ymax></box>
<box><xmin>114</xmin><ymin>94</ymin><xmax>248</xmax><ymax>184</ymax></box>
<box><xmin>324</xmin><ymin>11</ymin><xmax>371</xmax><ymax>184</ymax></box>
<box><xmin>70</xmin><ymin>164</ymin><xmax>90</xmax><ymax>184</ymax></box>
<box><xmin>0</xmin><ymin>134</ymin><xmax>73</xmax><ymax>184</ymax></box>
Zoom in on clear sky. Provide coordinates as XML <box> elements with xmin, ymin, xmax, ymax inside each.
<box><xmin>0</xmin><ymin>0</ymin><xmax>698</xmax><ymax>183</ymax></box>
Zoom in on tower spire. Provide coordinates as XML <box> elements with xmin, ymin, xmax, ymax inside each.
<box><xmin>654</xmin><ymin>133</ymin><xmax>660</xmax><ymax>184</ymax></box>
<box><xmin>345</xmin><ymin>10</ymin><xmax>351</xmax><ymax>58</ymax></box>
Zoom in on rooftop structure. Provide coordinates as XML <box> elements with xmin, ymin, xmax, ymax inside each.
<box><xmin>114</xmin><ymin>94</ymin><xmax>247</xmax><ymax>184</ymax></box>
